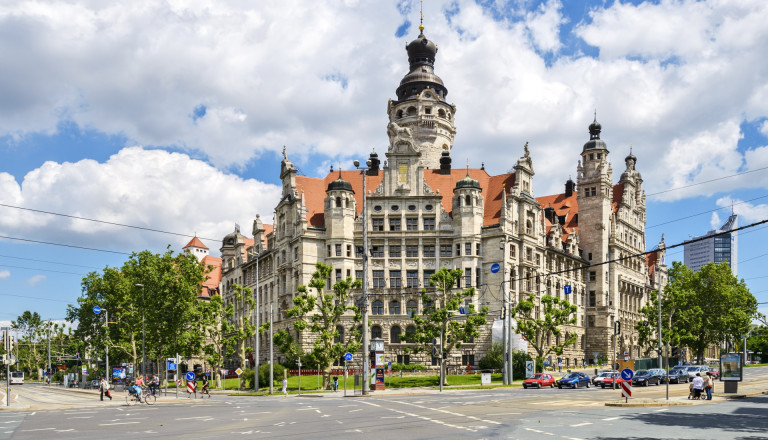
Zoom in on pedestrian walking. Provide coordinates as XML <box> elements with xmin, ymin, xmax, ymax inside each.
<box><xmin>704</xmin><ymin>372</ymin><xmax>714</xmax><ymax>400</ymax></box>
<box><xmin>99</xmin><ymin>377</ymin><xmax>106</xmax><ymax>401</ymax></box>
<box><xmin>200</xmin><ymin>375</ymin><xmax>211</xmax><ymax>398</ymax></box>
<box><xmin>332</xmin><ymin>376</ymin><xmax>338</xmax><ymax>392</ymax></box>
<box><xmin>282</xmin><ymin>378</ymin><xmax>288</xmax><ymax>396</ymax></box>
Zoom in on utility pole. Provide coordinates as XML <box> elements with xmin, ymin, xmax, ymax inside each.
<box><xmin>47</xmin><ymin>319</ymin><xmax>51</xmax><ymax>382</ymax></box>
<box><xmin>254</xmin><ymin>252</ymin><xmax>260</xmax><ymax>392</ymax></box>
<box><xmin>269</xmin><ymin>304</ymin><xmax>274</xmax><ymax>395</ymax></box>
<box><xmin>500</xmin><ymin>239</ymin><xmax>508</xmax><ymax>384</ymax></box>
<box><xmin>354</xmin><ymin>158</ymin><xmax>371</xmax><ymax>395</ymax></box>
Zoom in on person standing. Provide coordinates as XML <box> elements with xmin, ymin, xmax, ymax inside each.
<box><xmin>692</xmin><ymin>373</ymin><xmax>704</xmax><ymax>400</ymax></box>
<box><xmin>704</xmin><ymin>372</ymin><xmax>714</xmax><ymax>400</ymax></box>
<box><xmin>282</xmin><ymin>377</ymin><xmax>288</xmax><ymax>396</ymax></box>
<box><xmin>99</xmin><ymin>377</ymin><xmax>106</xmax><ymax>401</ymax></box>
<box><xmin>332</xmin><ymin>376</ymin><xmax>338</xmax><ymax>392</ymax></box>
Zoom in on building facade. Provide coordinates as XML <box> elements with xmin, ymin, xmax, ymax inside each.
<box><xmin>684</xmin><ymin>214</ymin><xmax>738</xmax><ymax>275</ymax></box>
<box><xmin>218</xmin><ymin>25</ymin><xmax>667</xmax><ymax>370</ymax></box>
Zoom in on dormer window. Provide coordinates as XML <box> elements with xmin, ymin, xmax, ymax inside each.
<box><xmin>425</xmin><ymin>107</ymin><xmax>432</xmax><ymax>115</ymax></box>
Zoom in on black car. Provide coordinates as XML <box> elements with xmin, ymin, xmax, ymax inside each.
<box><xmin>668</xmin><ymin>367</ymin><xmax>689</xmax><ymax>384</ymax></box>
<box><xmin>631</xmin><ymin>369</ymin><xmax>661</xmax><ymax>386</ymax></box>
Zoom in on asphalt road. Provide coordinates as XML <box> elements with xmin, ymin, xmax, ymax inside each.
<box><xmin>2</xmin><ymin>367</ymin><xmax>767</xmax><ymax>440</ymax></box>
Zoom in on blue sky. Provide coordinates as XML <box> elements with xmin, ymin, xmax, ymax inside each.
<box><xmin>1</xmin><ymin>0</ymin><xmax>767</xmax><ymax>325</ymax></box>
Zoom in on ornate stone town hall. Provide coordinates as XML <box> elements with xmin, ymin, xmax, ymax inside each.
<box><xmin>213</xmin><ymin>24</ymin><xmax>667</xmax><ymax>370</ymax></box>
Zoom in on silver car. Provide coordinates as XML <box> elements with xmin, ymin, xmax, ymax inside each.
<box><xmin>686</xmin><ymin>365</ymin><xmax>710</xmax><ymax>378</ymax></box>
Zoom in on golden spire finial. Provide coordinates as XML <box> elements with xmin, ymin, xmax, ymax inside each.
<box><xmin>419</xmin><ymin>0</ymin><xmax>424</xmax><ymax>33</ymax></box>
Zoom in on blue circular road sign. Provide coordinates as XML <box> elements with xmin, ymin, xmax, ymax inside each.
<box><xmin>186</xmin><ymin>371</ymin><xmax>196</xmax><ymax>381</ymax></box>
<box><xmin>344</xmin><ymin>352</ymin><xmax>353</xmax><ymax>362</ymax></box>
<box><xmin>621</xmin><ymin>368</ymin><xmax>634</xmax><ymax>381</ymax></box>
<box><xmin>92</xmin><ymin>306</ymin><xmax>101</xmax><ymax>314</ymax></box>
<box><xmin>490</xmin><ymin>263</ymin><xmax>500</xmax><ymax>273</ymax></box>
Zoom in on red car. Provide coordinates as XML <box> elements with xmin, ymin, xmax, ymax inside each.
<box><xmin>601</xmin><ymin>373</ymin><xmax>629</xmax><ymax>388</ymax></box>
<box><xmin>523</xmin><ymin>373</ymin><xmax>555</xmax><ymax>389</ymax></box>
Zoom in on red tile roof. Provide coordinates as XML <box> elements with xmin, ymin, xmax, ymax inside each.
<box><xmin>536</xmin><ymin>191</ymin><xmax>579</xmax><ymax>242</ymax></box>
<box><xmin>183</xmin><ymin>236</ymin><xmax>208</xmax><ymax>250</ymax></box>
<box><xmin>199</xmin><ymin>255</ymin><xmax>221</xmax><ymax>298</ymax></box>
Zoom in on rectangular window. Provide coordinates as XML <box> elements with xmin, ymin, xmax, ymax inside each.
<box><xmin>440</xmin><ymin>245</ymin><xmax>452</xmax><ymax>257</ymax></box>
<box><xmin>371</xmin><ymin>246</ymin><xmax>384</xmax><ymax>258</ymax></box>
<box><xmin>346</xmin><ymin>245</ymin><xmax>352</xmax><ymax>257</ymax></box>
<box><xmin>389</xmin><ymin>245</ymin><xmax>401</xmax><ymax>257</ymax></box>
<box><xmin>406</xmin><ymin>245</ymin><xmax>418</xmax><ymax>257</ymax></box>
<box><xmin>476</xmin><ymin>271</ymin><xmax>481</xmax><ymax>288</ymax></box>
<box><xmin>406</xmin><ymin>218</ymin><xmax>418</xmax><ymax>231</ymax></box>
<box><xmin>390</xmin><ymin>271</ymin><xmax>402</xmax><ymax>288</ymax></box>
<box><xmin>423</xmin><ymin>270</ymin><xmax>435</xmax><ymax>286</ymax></box>
<box><xmin>373</xmin><ymin>270</ymin><xmax>385</xmax><ymax>289</ymax></box>
<box><xmin>346</xmin><ymin>269</ymin><xmax>351</xmax><ymax>279</ymax></box>
<box><xmin>510</xmin><ymin>245</ymin><xmax>516</xmax><ymax>258</ymax></box>
<box><xmin>526</xmin><ymin>247</ymin><xmax>533</xmax><ymax>261</ymax></box>
<box><xmin>456</xmin><ymin>243</ymin><xmax>461</xmax><ymax>256</ymax></box>
<box><xmin>589</xmin><ymin>271</ymin><xmax>596</xmax><ymax>282</ymax></box>
<box><xmin>423</xmin><ymin>217</ymin><xmax>435</xmax><ymax>230</ymax></box>
<box><xmin>372</xmin><ymin>218</ymin><xmax>384</xmax><ymax>231</ymax></box>
<box><xmin>356</xmin><ymin>245</ymin><xmax>364</xmax><ymax>258</ymax></box>
<box><xmin>465</xmin><ymin>242</ymin><xmax>472</xmax><ymax>256</ymax></box>
<box><xmin>327</xmin><ymin>245</ymin><xmax>331</xmax><ymax>257</ymax></box>
<box><xmin>397</xmin><ymin>354</ymin><xmax>410</xmax><ymax>365</ymax></box>
<box><xmin>335</xmin><ymin>244</ymin><xmax>341</xmax><ymax>256</ymax></box>
<box><xmin>589</xmin><ymin>290</ymin><xmax>596</xmax><ymax>307</ymax></box>
<box><xmin>407</xmin><ymin>271</ymin><xmax>418</xmax><ymax>288</ymax></box>
<box><xmin>335</xmin><ymin>269</ymin><xmax>342</xmax><ymax>282</ymax></box>
<box><xmin>423</xmin><ymin>245</ymin><xmax>435</xmax><ymax>257</ymax></box>
<box><xmin>476</xmin><ymin>243</ymin><xmax>481</xmax><ymax>255</ymax></box>
<box><xmin>356</xmin><ymin>270</ymin><xmax>363</xmax><ymax>280</ymax></box>
<box><xmin>461</xmin><ymin>354</ymin><xmax>475</xmax><ymax>366</ymax></box>
<box><xmin>465</xmin><ymin>268</ymin><xmax>472</xmax><ymax>287</ymax></box>
<box><xmin>293</xmin><ymin>247</ymin><xmax>298</xmax><ymax>260</ymax></box>
<box><xmin>389</xmin><ymin>218</ymin><xmax>401</xmax><ymax>231</ymax></box>
<box><xmin>588</xmin><ymin>252</ymin><xmax>592</xmax><ymax>261</ymax></box>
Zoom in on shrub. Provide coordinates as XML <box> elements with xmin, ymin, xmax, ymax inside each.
<box><xmin>259</xmin><ymin>363</ymin><xmax>287</xmax><ymax>388</ymax></box>
<box><xmin>390</xmin><ymin>363</ymin><xmax>425</xmax><ymax>372</ymax></box>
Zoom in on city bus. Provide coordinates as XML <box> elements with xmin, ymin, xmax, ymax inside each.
<box><xmin>9</xmin><ymin>371</ymin><xmax>24</xmax><ymax>385</ymax></box>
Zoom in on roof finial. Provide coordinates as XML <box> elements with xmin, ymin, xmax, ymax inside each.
<box><xmin>466</xmin><ymin>158</ymin><xmax>470</xmax><ymax>177</ymax></box>
<box><xmin>593</xmin><ymin>108</ymin><xmax>597</xmax><ymax>123</ymax></box>
<box><xmin>338</xmin><ymin>163</ymin><xmax>342</xmax><ymax>179</ymax></box>
<box><xmin>419</xmin><ymin>0</ymin><xmax>424</xmax><ymax>33</ymax></box>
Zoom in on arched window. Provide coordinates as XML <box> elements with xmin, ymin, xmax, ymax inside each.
<box><xmin>335</xmin><ymin>325</ymin><xmax>344</xmax><ymax>343</ymax></box>
<box><xmin>389</xmin><ymin>300</ymin><xmax>401</xmax><ymax>315</ymax></box>
<box><xmin>397</xmin><ymin>110</ymin><xmax>404</xmax><ymax>119</ymax></box>
<box><xmin>465</xmin><ymin>194</ymin><xmax>471</xmax><ymax>206</ymax></box>
<box><xmin>407</xmin><ymin>106</ymin><xmax>417</xmax><ymax>116</ymax></box>
<box><xmin>438</xmin><ymin>109</ymin><xmax>446</xmax><ymax>118</ymax></box>
<box><xmin>371</xmin><ymin>325</ymin><xmax>382</xmax><ymax>339</ymax></box>
<box><xmin>336</xmin><ymin>196</ymin><xmax>342</xmax><ymax>208</ymax></box>
<box><xmin>390</xmin><ymin>326</ymin><xmax>402</xmax><ymax>343</ymax></box>
<box><xmin>406</xmin><ymin>300</ymin><xmax>418</xmax><ymax>317</ymax></box>
<box><xmin>372</xmin><ymin>300</ymin><xmax>384</xmax><ymax>315</ymax></box>
<box><xmin>405</xmin><ymin>325</ymin><xmax>416</xmax><ymax>343</ymax></box>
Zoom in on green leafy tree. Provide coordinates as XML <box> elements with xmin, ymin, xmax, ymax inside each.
<box><xmin>11</xmin><ymin>311</ymin><xmax>44</xmax><ymax>377</ymax></box>
<box><xmin>68</xmin><ymin>248</ymin><xmax>208</xmax><ymax>374</ymax></box>
<box><xmin>648</xmin><ymin>261</ymin><xmax>757</xmax><ymax>363</ymax></box>
<box><xmin>407</xmin><ymin>267</ymin><xmax>488</xmax><ymax>385</ymax></box>
<box><xmin>510</xmin><ymin>294</ymin><xmax>577</xmax><ymax>373</ymax></box>
<box><xmin>273</xmin><ymin>262</ymin><xmax>362</xmax><ymax>390</ymax></box>
<box><xmin>197</xmin><ymin>293</ymin><xmax>229</xmax><ymax>388</ymax></box>
<box><xmin>223</xmin><ymin>283</ymin><xmax>257</xmax><ymax>387</ymax></box>
<box><xmin>747</xmin><ymin>325</ymin><xmax>768</xmax><ymax>363</ymax></box>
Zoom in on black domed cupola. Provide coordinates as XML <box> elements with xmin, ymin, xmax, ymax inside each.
<box><xmin>327</xmin><ymin>170</ymin><xmax>354</xmax><ymax>193</ymax></box>
<box><xmin>395</xmin><ymin>21</ymin><xmax>448</xmax><ymax>102</ymax></box>
<box><xmin>582</xmin><ymin>113</ymin><xmax>609</xmax><ymax>153</ymax></box>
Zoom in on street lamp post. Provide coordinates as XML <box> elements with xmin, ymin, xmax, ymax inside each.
<box><xmin>135</xmin><ymin>283</ymin><xmax>145</xmax><ymax>379</ymax></box>
<box><xmin>500</xmin><ymin>239</ymin><xmax>509</xmax><ymax>385</ymax></box>
<box><xmin>354</xmin><ymin>158</ymin><xmax>371</xmax><ymax>395</ymax></box>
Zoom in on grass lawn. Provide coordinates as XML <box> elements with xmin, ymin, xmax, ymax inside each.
<box><xmin>220</xmin><ymin>372</ymin><xmax>515</xmax><ymax>393</ymax></box>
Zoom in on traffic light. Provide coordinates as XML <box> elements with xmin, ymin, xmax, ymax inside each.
<box><xmin>614</xmin><ymin>321</ymin><xmax>621</xmax><ymax>335</ymax></box>
<box><xmin>671</xmin><ymin>346</ymin><xmax>679</xmax><ymax>358</ymax></box>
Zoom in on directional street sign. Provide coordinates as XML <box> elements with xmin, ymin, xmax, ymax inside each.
<box><xmin>185</xmin><ymin>371</ymin><xmax>196</xmax><ymax>381</ymax></box>
<box><xmin>344</xmin><ymin>352</ymin><xmax>353</xmax><ymax>362</ymax></box>
<box><xmin>621</xmin><ymin>368</ymin><xmax>634</xmax><ymax>381</ymax></box>
<box><xmin>490</xmin><ymin>263</ymin><xmax>500</xmax><ymax>273</ymax></box>
<box><xmin>92</xmin><ymin>306</ymin><xmax>101</xmax><ymax>314</ymax></box>
<box><xmin>167</xmin><ymin>361</ymin><xmax>177</xmax><ymax>371</ymax></box>
<box><xmin>563</xmin><ymin>285</ymin><xmax>572</xmax><ymax>295</ymax></box>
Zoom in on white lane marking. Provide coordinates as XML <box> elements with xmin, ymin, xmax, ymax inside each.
<box><xmin>99</xmin><ymin>422</ymin><xmax>140</xmax><ymax>426</ymax></box>
<box><xmin>349</xmin><ymin>409</ymin><xmax>363</xmax><ymax>412</ymax></box>
<box><xmin>572</xmin><ymin>422</ymin><xmax>592</xmax><ymax>427</ymax></box>
<box><xmin>274</xmin><ymin>422</ymin><xmax>285</xmax><ymax>426</ymax></box>
<box><xmin>29</xmin><ymin>412</ymin><xmax>36</xmax><ymax>416</ymax></box>
<box><xmin>69</xmin><ymin>416</ymin><xmax>93</xmax><ymax>419</ymax></box>
<box><xmin>21</xmin><ymin>428</ymin><xmax>56</xmax><ymax>432</ymax></box>
<box><xmin>296</xmin><ymin>407</ymin><xmax>317</xmax><ymax>411</ymax></box>
<box><xmin>0</xmin><ymin>421</ymin><xmax>22</xmax><ymax>424</ymax></box>
<box><xmin>602</xmin><ymin>416</ymin><xmax>621</xmax><ymax>421</ymax></box>
<box><xmin>175</xmin><ymin>416</ymin><xmax>213</xmax><ymax>420</ymax></box>
<box><xmin>390</xmin><ymin>400</ymin><xmax>501</xmax><ymax>425</ymax></box>
<box><xmin>336</xmin><ymin>420</ymin><xmax>343</xmax><ymax>424</ymax></box>
<box><xmin>487</xmin><ymin>413</ymin><xmax>520</xmax><ymax>416</ymax></box>
<box><xmin>381</xmin><ymin>416</ymin><xmax>406</xmax><ymax>419</ymax></box>
<box><xmin>55</xmin><ymin>429</ymin><xmax>75</xmax><ymax>432</ymax></box>
<box><xmin>360</xmin><ymin>400</ymin><xmax>477</xmax><ymax>433</ymax></box>
<box><xmin>525</xmin><ymin>428</ymin><xmax>544</xmax><ymax>433</ymax></box>
<box><xmin>654</xmin><ymin>408</ymin><xmax>669</xmax><ymax>412</ymax></box>
<box><xmin>315</xmin><ymin>410</ymin><xmax>322</xmax><ymax>413</ymax></box>
<box><xmin>338</xmin><ymin>404</ymin><xmax>357</xmax><ymax>407</ymax></box>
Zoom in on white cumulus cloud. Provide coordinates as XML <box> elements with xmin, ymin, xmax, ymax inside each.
<box><xmin>0</xmin><ymin>269</ymin><xmax>10</xmax><ymax>280</ymax></box>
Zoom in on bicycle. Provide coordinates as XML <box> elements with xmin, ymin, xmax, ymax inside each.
<box><xmin>125</xmin><ymin>386</ymin><xmax>156</xmax><ymax>405</ymax></box>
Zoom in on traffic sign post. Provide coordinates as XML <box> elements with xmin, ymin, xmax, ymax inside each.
<box><xmin>490</xmin><ymin>263</ymin><xmax>500</xmax><ymax>273</ymax></box>
<box><xmin>624</xmin><ymin>352</ymin><xmax>630</xmax><ymax>361</ymax></box>
<box><xmin>621</xmin><ymin>381</ymin><xmax>632</xmax><ymax>402</ymax></box>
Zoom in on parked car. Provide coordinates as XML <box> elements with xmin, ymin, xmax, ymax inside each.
<box><xmin>601</xmin><ymin>372</ymin><xmax>629</xmax><ymax>388</ymax></box>
<box><xmin>668</xmin><ymin>367</ymin><xmax>689</xmax><ymax>384</ymax></box>
<box><xmin>686</xmin><ymin>365</ymin><xmax>710</xmax><ymax>378</ymax></box>
<box><xmin>709</xmin><ymin>368</ymin><xmax>720</xmax><ymax>379</ymax></box>
<box><xmin>632</xmin><ymin>369</ymin><xmax>661</xmax><ymax>386</ymax></box>
<box><xmin>592</xmin><ymin>371</ymin><xmax>617</xmax><ymax>386</ymax></box>
<box><xmin>523</xmin><ymin>373</ymin><xmax>555</xmax><ymax>389</ymax></box>
<box><xmin>557</xmin><ymin>372</ymin><xmax>591</xmax><ymax>389</ymax></box>
<box><xmin>649</xmin><ymin>368</ymin><xmax>668</xmax><ymax>383</ymax></box>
